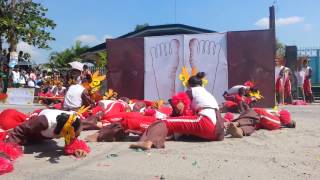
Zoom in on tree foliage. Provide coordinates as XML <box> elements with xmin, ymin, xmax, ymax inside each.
<box><xmin>0</xmin><ymin>0</ymin><xmax>56</xmax><ymax>51</ymax></box>
<box><xmin>49</xmin><ymin>41</ymin><xmax>89</xmax><ymax>68</ymax></box>
<box><xmin>276</xmin><ymin>39</ymin><xmax>285</xmax><ymax>57</ymax></box>
<box><xmin>95</xmin><ymin>51</ymin><xmax>107</xmax><ymax>67</ymax></box>
<box><xmin>134</xmin><ymin>23</ymin><xmax>149</xmax><ymax>31</ymax></box>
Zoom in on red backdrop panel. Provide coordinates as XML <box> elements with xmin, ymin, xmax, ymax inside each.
<box><xmin>227</xmin><ymin>30</ymin><xmax>275</xmax><ymax>107</ymax></box>
<box><xmin>107</xmin><ymin>38</ymin><xmax>144</xmax><ymax>99</ymax></box>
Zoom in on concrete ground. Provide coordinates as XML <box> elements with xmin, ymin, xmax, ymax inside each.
<box><xmin>1</xmin><ymin>103</ymin><xmax>320</xmax><ymax>180</ymax></box>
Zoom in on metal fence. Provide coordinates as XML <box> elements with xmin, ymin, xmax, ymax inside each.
<box><xmin>297</xmin><ymin>48</ymin><xmax>320</xmax><ymax>86</ymax></box>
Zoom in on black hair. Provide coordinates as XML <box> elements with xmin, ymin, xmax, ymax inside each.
<box><xmin>83</xmin><ymin>65</ymin><xmax>88</xmax><ymax>69</ymax></box>
<box><xmin>54</xmin><ymin>113</ymin><xmax>81</xmax><ymax>135</ymax></box>
<box><xmin>188</xmin><ymin>72</ymin><xmax>206</xmax><ymax>87</ymax></box>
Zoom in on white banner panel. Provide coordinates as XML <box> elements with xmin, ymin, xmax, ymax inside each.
<box><xmin>4</xmin><ymin>88</ymin><xmax>34</xmax><ymax>105</ymax></box>
<box><xmin>183</xmin><ymin>33</ymin><xmax>228</xmax><ymax>103</ymax></box>
<box><xmin>144</xmin><ymin>33</ymin><xmax>228</xmax><ymax>103</ymax></box>
<box><xmin>144</xmin><ymin>35</ymin><xmax>184</xmax><ymax>101</ymax></box>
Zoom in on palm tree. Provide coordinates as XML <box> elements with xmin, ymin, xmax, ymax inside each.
<box><xmin>49</xmin><ymin>41</ymin><xmax>89</xmax><ymax>68</ymax></box>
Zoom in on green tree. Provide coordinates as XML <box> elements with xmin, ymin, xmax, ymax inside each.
<box><xmin>49</xmin><ymin>41</ymin><xmax>89</xmax><ymax>68</ymax></box>
<box><xmin>276</xmin><ymin>39</ymin><xmax>285</xmax><ymax>57</ymax></box>
<box><xmin>0</xmin><ymin>0</ymin><xmax>56</xmax><ymax>52</ymax></box>
<box><xmin>95</xmin><ymin>51</ymin><xmax>107</xmax><ymax>67</ymax></box>
<box><xmin>134</xmin><ymin>23</ymin><xmax>149</xmax><ymax>31</ymax></box>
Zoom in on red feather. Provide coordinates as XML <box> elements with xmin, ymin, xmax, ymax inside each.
<box><xmin>64</xmin><ymin>139</ymin><xmax>91</xmax><ymax>156</ymax></box>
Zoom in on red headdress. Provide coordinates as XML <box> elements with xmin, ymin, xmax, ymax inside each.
<box><xmin>171</xmin><ymin>92</ymin><xmax>193</xmax><ymax>116</ymax></box>
<box><xmin>279</xmin><ymin>109</ymin><xmax>292</xmax><ymax>125</ymax></box>
<box><xmin>244</xmin><ymin>81</ymin><xmax>255</xmax><ymax>89</ymax></box>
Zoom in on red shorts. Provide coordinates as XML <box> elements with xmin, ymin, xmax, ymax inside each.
<box><xmin>102</xmin><ymin>112</ymin><xmax>156</xmax><ymax>133</ymax></box>
<box><xmin>164</xmin><ymin>115</ymin><xmax>217</xmax><ymax>140</ymax></box>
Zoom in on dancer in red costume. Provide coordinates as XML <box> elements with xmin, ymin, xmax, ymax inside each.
<box><xmin>301</xmin><ymin>57</ymin><xmax>314</xmax><ymax>103</ymax></box>
<box><xmin>130</xmin><ymin>72</ymin><xmax>224</xmax><ymax>150</ymax></box>
<box><xmin>227</xmin><ymin>108</ymin><xmax>296</xmax><ymax>138</ymax></box>
<box><xmin>0</xmin><ymin>109</ymin><xmax>90</xmax><ymax>158</ymax></box>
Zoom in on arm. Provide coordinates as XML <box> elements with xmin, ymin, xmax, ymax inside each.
<box><xmin>81</xmin><ymin>90</ymin><xmax>95</xmax><ymax>107</ymax></box>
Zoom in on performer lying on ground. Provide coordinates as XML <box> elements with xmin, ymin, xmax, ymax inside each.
<box><xmin>129</xmin><ymin>72</ymin><xmax>225</xmax><ymax>150</ymax></box>
<box><xmin>0</xmin><ymin>109</ymin><xmax>90</xmax><ymax>158</ymax></box>
<box><xmin>226</xmin><ymin>108</ymin><xmax>296</xmax><ymax>138</ymax></box>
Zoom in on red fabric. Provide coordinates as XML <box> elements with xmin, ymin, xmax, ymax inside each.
<box><xmin>0</xmin><ymin>131</ymin><xmax>7</xmax><ymax>141</ymax></box>
<box><xmin>253</xmin><ymin>108</ymin><xmax>281</xmax><ymax>130</ymax></box>
<box><xmin>52</xmin><ymin>102</ymin><xmax>63</xmax><ymax>110</ymax></box>
<box><xmin>164</xmin><ymin>115</ymin><xmax>217</xmax><ymax>140</ymax></box>
<box><xmin>0</xmin><ymin>142</ymin><xmax>23</xmax><ymax>160</ymax></box>
<box><xmin>144</xmin><ymin>108</ymin><xmax>156</xmax><ymax>117</ymax></box>
<box><xmin>279</xmin><ymin>109</ymin><xmax>291</xmax><ymax>125</ymax></box>
<box><xmin>101</xmin><ymin>102</ymin><xmax>127</xmax><ymax>119</ymax></box>
<box><xmin>64</xmin><ymin>139</ymin><xmax>91</xmax><ymax>156</ymax></box>
<box><xmin>0</xmin><ymin>157</ymin><xmax>13</xmax><ymax>175</ymax></box>
<box><xmin>292</xmin><ymin>100</ymin><xmax>307</xmax><ymax>105</ymax></box>
<box><xmin>224</xmin><ymin>100</ymin><xmax>237</xmax><ymax>109</ymax></box>
<box><xmin>0</xmin><ymin>109</ymin><xmax>28</xmax><ymax>130</ymax></box>
<box><xmin>275</xmin><ymin>78</ymin><xmax>283</xmax><ymax>93</ymax></box>
<box><xmin>102</xmin><ymin>112</ymin><xmax>156</xmax><ymax>134</ymax></box>
<box><xmin>0</xmin><ymin>93</ymin><xmax>7</xmax><ymax>101</ymax></box>
<box><xmin>171</xmin><ymin>92</ymin><xmax>192</xmax><ymax>116</ymax></box>
<box><xmin>303</xmin><ymin>78</ymin><xmax>312</xmax><ymax>94</ymax></box>
<box><xmin>284</xmin><ymin>79</ymin><xmax>292</xmax><ymax>98</ymax></box>
<box><xmin>158</xmin><ymin>106</ymin><xmax>172</xmax><ymax>116</ymax></box>
<box><xmin>224</xmin><ymin>112</ymin><xmax>234</xmax><ymax>122</ymax></box>
<box><xmin>244</xmin><ymin>81</ymin><xmax>255</xmax><ymax>88</ymax></box>
<box><xmin>91</xmin><ymin>105</ymin><xmax>104</xmax><ymax>115</ymax></box>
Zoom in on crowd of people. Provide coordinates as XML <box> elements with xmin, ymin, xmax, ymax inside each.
<box><xmin>0</xmin><ymin>61</ymin><xmax>299</xmax><ymax>174</ymax></box>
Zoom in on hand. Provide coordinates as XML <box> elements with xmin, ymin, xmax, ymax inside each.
<box><xmin>74</xmin><ymin>149</ymin><xmax>87</xmax><ymax>158</ymax></box>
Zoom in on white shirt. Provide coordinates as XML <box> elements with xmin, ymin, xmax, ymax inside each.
<box><xmin>227</xmin><ymin>85</ymin><xmax>248</xmax><ymax>95</ymax></box>
<box><xmin>63</xmin><ymin>84</ymin><xmax>85</xmax><ymax>109</ymax></box>
<box><xmin>190</xmin><ymin>86</ymin><xmax>219</xmax><ymax>124</ymax></box>
<box><xmin>38</xmin><ymin>109</ymin><xmax>74</xmax><ymax>138</ymax></box>
<box><xmin>275</xmin><ymin>65</ymin><xmax>284</xmax><ymax>82</ymax></box>
<box><xmin>12</xmin><ymin>71</ymin><xmax>20</xmax><ymax>83</ymax></box>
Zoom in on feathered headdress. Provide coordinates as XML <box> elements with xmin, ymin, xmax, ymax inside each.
<box><xmin>60</xmin><ymin>106</ymin><xmax>89</xmax><ymax>145</ymax></box>
<box><xmin>90</xmin><ymin>71</ymin><xmax>106</xmax><ymax>94</ymax></box>
<box><xmin>179</xmin><ymin>66</ymin><xmax>208</xmax><ymax>87</ymax></box>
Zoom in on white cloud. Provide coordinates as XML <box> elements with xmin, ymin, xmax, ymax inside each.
<box><xmin>74</xmin><ymin>34</ymin><xmax>114</xmax><ymax>45</ymax></box>
<box><xmin>255</xmin><ymin>16</ymin><xmax>304</xmax><ymax>27</ymax></box>
<box><xmin>74</xmin><ymin>34</ymin><xmax>99</xmax><ymax>45</ymax></box>
<box><xmin>17</xmin><ymin>41</ymin><xmax>39</xmax><ymax>59</ymax></box>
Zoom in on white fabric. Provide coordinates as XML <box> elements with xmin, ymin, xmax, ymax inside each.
<box><xmin>27</xmin><ymin>80</ymin><xmax>35</xmax><ymax>87</ymax></box>
<box><xmin>304</xmin><ymin>66</ymin><xmax>311</xmax><ymax>77</ymax></box>
<box><xmin>144</xmin><ymin>33</ymin><xmax>228</xmax><ymax>103</ymax></box>
<box><xmin>275</xmin><ymin>65</ymin><xmax>284</xmax><ymax>82</ymax></box>
<box><xmin>144</xmin><ymin>35</ymin><xmax>184</xmax><ymax>102</ymax></box>
<box><xmin>69</xmin><ymin>61</ymin><xmax>84</xmax><ymax>71</ymax></box>
<box><xmin>63</xmin><ymin>84</ymin><xmax>85</xmax><ymax>109</ymax></box>
<box><xmin>198</xmin><ymin>109</ymin><xmax>217</xmax><ymax>124</ymax></box>
<box><xmin>227</xmin><ymin>85</ymin><xmax>248</xmax><ymax>94</ymax></box>
<box><xmin>183</xmin><ymin>33</ymin><xmax>228</xmax><ymax>103</ymax></box>
<box><xmin>38</xmin><ymin>109</ymin><xmax>74</xmax><ymax>138</ymax></box>
<box><xmin>190</xmin><ymin>86</ymin><xmax>219</xmax><ymax>110</ymax></box>
<box><xmin>12</xmin><ymin>71</ymin><xmax>20</xmax><ymax>83</ymax></box>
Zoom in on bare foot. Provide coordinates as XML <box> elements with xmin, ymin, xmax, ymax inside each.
<box><xmin>85</xmin><ymin>133</ymin><xmax>99</xmax><ymax>142</ymax></box>
<box><xmin>228</xmin><ymin>123</ymin><xmax>244</xmax><ymax>138</ymax></box>
<box><xmin>129</xmin><ymin>141</ymin><xmax>153</xmax><ymax>150</ymax></box>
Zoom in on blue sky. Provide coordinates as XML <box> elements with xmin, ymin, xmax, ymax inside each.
<box><xmin>5</xmin><ymin>0</ymin><xmax>320</xmax><ymax>63</ymax></box>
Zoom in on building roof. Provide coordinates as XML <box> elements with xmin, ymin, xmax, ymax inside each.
<box><xmin>84</xmin><ymin>24</ymin><xmax>215</xmax><ymax>54</ymax></box>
